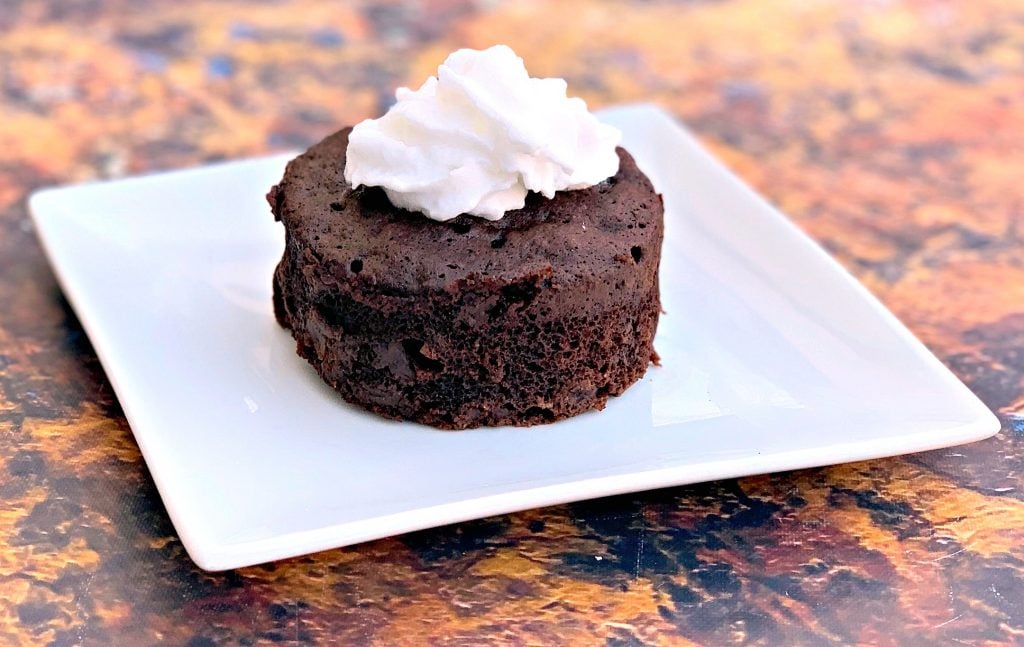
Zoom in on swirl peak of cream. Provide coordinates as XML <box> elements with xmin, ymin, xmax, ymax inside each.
<box><xmin>344</xmin><ymin>45</ymin><xmax>622</xmax><ymax>221</ymax></box>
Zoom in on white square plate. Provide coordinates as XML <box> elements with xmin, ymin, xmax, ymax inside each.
<box><xmin>30</xmin><ymin>104</ymin><xmax>999</xmax><ymax>571</ymax></box>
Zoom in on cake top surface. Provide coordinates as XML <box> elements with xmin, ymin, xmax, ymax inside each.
<box><xmin>272</xmin><ymin>128</ymin><xmax>662</xmax><ymax>295</ymax></box>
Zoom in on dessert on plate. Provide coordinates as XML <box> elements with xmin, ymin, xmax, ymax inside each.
<box><xmin>269</xmin><ymin>45</ymin><xmax>663</xmax><ymax>429</ymax></box>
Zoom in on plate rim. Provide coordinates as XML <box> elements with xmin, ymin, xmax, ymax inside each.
<box><xmin>29</xmin><ymin>103</ymin><xmax>1000</xmax><ymax>571</ymax></box>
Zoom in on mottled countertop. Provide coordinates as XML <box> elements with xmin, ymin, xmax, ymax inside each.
<box><xmin>2</xmin><ymin>1</ymin><xmax>1023</xmax><ymax>645</ymax></box>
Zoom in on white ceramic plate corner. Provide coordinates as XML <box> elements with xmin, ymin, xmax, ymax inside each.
<box><xmin>30</xmin><ymin>104</ymin><xmax>999</xmax><ymax>571</ymax></box>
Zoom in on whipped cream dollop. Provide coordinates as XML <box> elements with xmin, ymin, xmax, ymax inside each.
<box><xmin>344</xmin><ymin>45</ymin><xmax>622</xmax><ymax>221</ymax></box>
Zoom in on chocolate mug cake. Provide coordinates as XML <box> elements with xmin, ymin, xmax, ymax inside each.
<box><xmin>269</xmin><ymin>46</ymin><xmax>663</xmax><ymax>429</ymax></box>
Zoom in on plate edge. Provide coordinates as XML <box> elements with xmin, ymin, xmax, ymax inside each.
<box><xmin>29</xmin><ymin>104</ymin><xmax>1004</xmax><ymax>571</ymax></box>
<box><xmin>197</xmin><ymin>414</ymin><xmax>998</xmax><ymax>571</ymax></box>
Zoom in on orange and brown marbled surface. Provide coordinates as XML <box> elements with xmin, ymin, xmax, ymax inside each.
<box><xmin>2</xmin><ymin>1</ymin><xmax>1023</xmax><ymax>645</ymax></box>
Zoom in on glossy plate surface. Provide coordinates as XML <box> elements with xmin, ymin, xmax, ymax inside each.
<box><xmin>30</xmin><ymin>105</ymin><xmax>999</xmax><ymax>571</ymax></box>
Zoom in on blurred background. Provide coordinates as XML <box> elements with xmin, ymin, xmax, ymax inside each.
<box><xmin>2</xmin><ymin>1</ymin><xmax>1023</xmax><ymax>645</ymax></box>
<box><xmin>4</xmin><ymin>0</ymin><xmax>1022</xmax><ymax>317</ymax></box>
